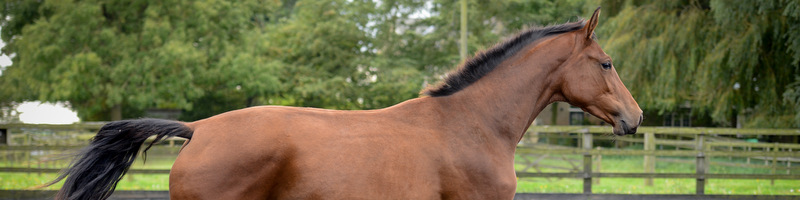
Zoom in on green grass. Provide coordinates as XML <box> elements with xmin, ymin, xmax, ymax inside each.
<box><xmin>0</xmin><ymin>173</ymin><xmax>170</xmax><ymax>191</ymax></box>
<box><xmin>2</xmin><ymin>147</ymin><xmax>799</xmax><ymax>195</ymax></box>
<box><xmin>516</xmin><ymin>178</ymin><xmax>696</xmax><ymax>194</ymax></box>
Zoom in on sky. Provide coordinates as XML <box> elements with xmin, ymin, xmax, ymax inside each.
<box><xmin>0</xmin><ymin>37</ymin><xmax>9</xmax><ymax>76</ymax></box>
<box><xmin>17</xmin><ymin>101</ymin><xmax>81</xmax><ymax>124</ymax></box>
<box><xmin>1</xmin><ymin>28</ymin><xmax>81</xmax><ymax>124</ymax></box>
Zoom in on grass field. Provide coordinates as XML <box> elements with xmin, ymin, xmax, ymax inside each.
<box><xmin>2</xmin><ymin>147</ymin><xmax>799</xmax><ymax>195</ymax></box>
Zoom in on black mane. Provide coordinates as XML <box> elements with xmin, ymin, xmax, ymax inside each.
<box><xmin>422</xmin><ymin>21</ymin><xmax>586</xmax><ymax>97</ymax></box>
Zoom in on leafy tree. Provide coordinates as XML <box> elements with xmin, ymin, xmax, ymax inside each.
<box><xmin>348</xmin><ymin>0</ymin><xmax>590</xmax><ymax>108</ymax></box>
<box><xmin>0</xmin><ymin>102</ymin><xmax>21</xmax><ymax>123</ymax></box>
<box><xmin>0</xmin><ymin>0</ymin><xmax>43</xmax><ymax>105</ymax></box>
<box><xmin>5</xmin><ymin>0</ymin><xmax>795</xmax><ymax>129</ymax></box>
<box><xmin>0</xmin><ymin>0</ymin><xmax>593</xmax><ymax>120</ymax></box>
<box><xmin>0</xmin><ymin>0</ymin><xmax>282</xmax><ymax>120</ymax></box>
<box><xmin>260</xmin><ymin>0</ymin><xmax>370</xmax><ymax>109</ymax></box>
<box><xmin>597</xmin><ymin>0</ymin><xmax>800</xmax><ymax>127</ymax></box>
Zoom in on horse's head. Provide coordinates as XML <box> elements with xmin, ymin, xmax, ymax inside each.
<box><xmin>552</xmin><ymin>8</ymin><xmax>642</xmax><ymax>135</ymax></box>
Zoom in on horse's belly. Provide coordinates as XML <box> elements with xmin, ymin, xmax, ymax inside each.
<box><xmin>275</xmin><ymin>179</ymin><xmax>442</xmax><ymax>199</ymax></box>
<box><xmin>272</xmin><ymin>141</ymin><xmax>516</xmax><ymax>199</ymax></box>
<box><xmin>272</xmin><ymin>142</ymin><xmax>445</xmax><ymax>199</ymax></box>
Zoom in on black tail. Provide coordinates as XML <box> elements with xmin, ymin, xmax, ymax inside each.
<box><xmin>48</xmin><ymin>118</ymin><xmax>193</xmax><ymax>200</ymax></box>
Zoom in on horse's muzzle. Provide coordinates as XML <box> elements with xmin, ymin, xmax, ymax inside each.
<box><xmin>618</xmin><ymin>115</ymin><xmax>643</xmax><ymax>135</ymax></box>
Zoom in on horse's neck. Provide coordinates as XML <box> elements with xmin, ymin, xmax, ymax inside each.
<box><xmin>432</xmin><ymin>50</ymin><xmax>560</xmax><ymax>148</ymax></box>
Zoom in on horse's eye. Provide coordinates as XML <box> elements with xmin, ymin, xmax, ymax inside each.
<box><xmin>601</xmin><ymin>62</ymin><xmax>612</xmax><ymax>70</ymax></box>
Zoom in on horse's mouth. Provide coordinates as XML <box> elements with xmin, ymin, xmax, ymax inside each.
<box><xmin>613</xmin><ymin>116</ymin><xmax>642</xmax><ymax>136</ymax></box>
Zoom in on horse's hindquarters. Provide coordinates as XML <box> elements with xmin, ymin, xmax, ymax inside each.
<box><xmin>169</xmin><ymin>115</ymin><xmax>293</xmax><ymax>199</ymax></box>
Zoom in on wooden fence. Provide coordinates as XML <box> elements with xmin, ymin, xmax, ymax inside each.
<box><xmin>0</xmin><ymin>122</ymin><xmax>184</xmax><ymax>175</ymax></box>
<box><xmin>519</xmin><ymin>126</ymin><xmax>800</xmax><ymax>195</ymax></box>
<box><xmin>1</xmin><ymin>123</ymin><xmax>799</xmax><ymax>199</ymax></box>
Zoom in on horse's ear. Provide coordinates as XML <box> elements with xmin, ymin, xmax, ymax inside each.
<box><xmin>585</xmin><ymin>7</ymin><xmax>601</xmax><ymax>40</ymax></box>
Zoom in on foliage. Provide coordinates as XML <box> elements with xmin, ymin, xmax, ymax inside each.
<box><xmin>0</xmin><ymin>102</ymin><xmax>20</xmax><ymax>123</ymax></box>
<box><xmin>597</xmin><ymin>0</ymin><xmax>800</xmax><ymax>128</ymax></box>
<box><xmin>0</xmin><ymin>0</ymin><xmax>283</xmax><ymax>120</ymax></box>
<box><xmin>1</xmin><ymin>0</ymin><xmax>798</xmax><ymax>127</ymax></box>
<box><xmin>783</xmin><ymin>75</ymin><xmax>800</xmax><ymax>127</ymax></box>
<box><xmin>1</xmin><ymin>0</ymin><xmax>589</xmax><ymax>120</ymax></box>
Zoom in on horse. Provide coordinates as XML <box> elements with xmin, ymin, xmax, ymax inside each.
<box><xmin>49</xmin><ymin>7</ymin><xmax>641</xmax><ymax>200</ymax></box>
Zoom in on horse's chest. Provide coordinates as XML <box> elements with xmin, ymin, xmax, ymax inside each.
<box><xmin>437</xmin><ymin>162</ymin><xmax>517</xmax><ymax>199</ymax></box>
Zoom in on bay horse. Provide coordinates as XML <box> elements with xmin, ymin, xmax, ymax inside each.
<box><xmin>50</xmin><ymin>7</ymin><xmax>641</xmax><ymax>200</ymax></box>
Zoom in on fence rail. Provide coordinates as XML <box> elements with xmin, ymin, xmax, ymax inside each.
<box><xmin>0</xmin><ymin>122</ymin><xmax>106</xmax><ymax>130</ymax></box>
<box><xmin>0</xmin><ymin>167</ymin><xmax>170</xmax><ymax>174</ymax></box>
<box><xmin>515</xmin><ymin>172</ymin><xmax>800</xmax><ymax>179</ymax></box>
<box><xmin>529</xmin><ymin>126</ymin><xmax>800</xmax><ymax>135</ymax></box>
<box><xmin>516</xmin><ymin>148</ymin><xmax>800</xmax><ymax>157</ymax></box>
<box><xmin>522</xmin><ymin>125</ymin><xmax>800</xmax><ymax>195</ymax></box>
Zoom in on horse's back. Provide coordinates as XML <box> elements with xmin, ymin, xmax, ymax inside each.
<box><xmin>170</xmin><ymin>105</ymin><xmax>448</xmax><ymax>199</ymax></box>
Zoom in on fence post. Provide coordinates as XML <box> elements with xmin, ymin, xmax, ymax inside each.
<box><xmin>695</xmin><ymin>133</ymin><xmax>706</xmax><ymax>195</ymax></box>
<box><xmin>771</xmin><ymin>142</ymin><xmax>778</xmax><ymax>185</ymax></box>
<box><xmin>0</xmin><ymin>128</ymin><xmax>7</xmax><ymax>145</ymax></box>
<box><xmin>594</xmin><ymin>146</ymin><xmax>602</xmax><ymax>184</ymax></box>
<box><xmin>582</xmin><ymin>130</ymin><xmax>592</xmax><ymax>194</ymax></box>
<box><xmin>644</xmin><ymin>132</ymin><xmax>655</xmax><ymax>186</ymax></box>
<box><xmin>746</xmin><ymin>146</ymin><xmax>751</xmax><ymax>164</ymax></box>
<box><xmin>788</xmin><ymin>149</ymin><xmax>793</xmax><ymax>175</ymax></box>
<box><xmin>765</xmin><ymin>146</ymin><xmax>770</xmax><ymax>165</ymax></box>
<box><xmin>728</xmin><ymin>145</ymin><xmax>733</xmax><ymax>161</ymax></box>
<box><xmin>37</xmin><ymin>145</ymin><xmax>42</xmax><ymax>176</ymax></box>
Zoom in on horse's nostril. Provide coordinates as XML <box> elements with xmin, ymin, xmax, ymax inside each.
<box><xmin>638</xmin><ymin>115</ymin><xmax>644</xmax><ymax>126</ymax></box>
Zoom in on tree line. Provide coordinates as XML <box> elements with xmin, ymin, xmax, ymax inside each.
<box><xmin>1</xmin><ymin>0</ymin><xmax>798</xmax><ymax>128</ymax></box>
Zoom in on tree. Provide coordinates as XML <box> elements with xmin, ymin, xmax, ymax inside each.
<box><xmin>357</xmin><ymin>0</ymin><xmax>591</xmax><ymax>104</ymax></box>
<box><xmin>596</xmin><ymin>0</ymin><xmax>800</xmax><ymax>127</ymax></box>
<box><xmin>0</xmin><ymin>0</ymin><xmax>594</xmax><ymax>120</ymax></box>
<box><xmin>0</xmin><ymin>0</ymin><xmax>282</xmax><ymax>121</ymax></box>
<box><xmin>0</xmin><ymin>102</ymin><xmax>21</xmax><ymax>123</ymax></box>
<box><xmin>14</xmin><ymin>0</ymin><xmax>796</xmax><ymax>129</ymax></box>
